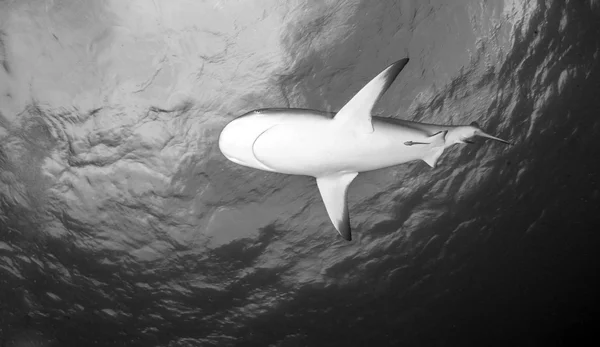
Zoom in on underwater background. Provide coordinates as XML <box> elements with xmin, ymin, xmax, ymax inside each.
<box><xmin>1</xmin><ymin>0</ymin><xmax>599</xmax><ymax>346</ymax></box>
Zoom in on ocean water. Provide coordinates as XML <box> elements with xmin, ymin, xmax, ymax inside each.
<box><xmin>1</xmin><ymin>0</ymin><xmax>599</xmax><ymax>346</ymax></box>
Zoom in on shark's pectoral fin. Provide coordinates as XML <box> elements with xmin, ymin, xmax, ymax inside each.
<box><xmin>422</xmin><ymin>131</ymin><xmax>448</xmax><ymax>168</ymax></box>
<box><xmin>316</xmin><ymin>172</ymin><xmax>359</xmax><ymax>241</ymax></box>
<box><xmin>333</xmin><ymin>58</ymin><xmax>410</xmax><ymax>133</ymax></box>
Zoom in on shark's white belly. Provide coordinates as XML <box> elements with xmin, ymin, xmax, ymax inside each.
<box><xmin>251</xmin><ymin>118</ymin><xmax>433</xmax><ymax>176</ymax></box>
<box><xmin>252</xmin><ymin>121</ymin><xmax>361</xmax><ymax>176</ymax></box>
<box><xmin>219</xmin><ymin>110</ymin><xmax>446</xmax><ymax>177</ymax></box>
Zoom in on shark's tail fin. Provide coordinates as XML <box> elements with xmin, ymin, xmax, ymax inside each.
<box><xmin>470</xmin><ymin>122</ymin><xmax>511</xmax><ymax>145</ymax></box>
<box><xmin>474</xmin><ymin>130</ymin><xmax>511</xmax><ymax>145</ymax></box>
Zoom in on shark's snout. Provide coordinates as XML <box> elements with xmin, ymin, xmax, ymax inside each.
<box><xmin>219</xmin><ymin>119</ymin><xmax>261</xmax><ymax>166</ymax></box>
<box><xmin>218</xmin><ymin>121</ymin><xmax>242</xmax><ymax>162</ymax></box>
<box><xmin>218</xmin><ymin>113</ymin><xmax>283</xmax><ymax>172</ymax></box>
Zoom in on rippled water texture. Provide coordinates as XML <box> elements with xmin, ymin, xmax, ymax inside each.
<box><xmin>1</xmin><ymin>0</ymin><xmax>600</xmax><ymax>346</ymax></box>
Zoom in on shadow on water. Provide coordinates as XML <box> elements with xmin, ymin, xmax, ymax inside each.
<box><xmin>235</xmin><ymin>1</ymin><xmax>600</xmax><ymax>346</ymax></box>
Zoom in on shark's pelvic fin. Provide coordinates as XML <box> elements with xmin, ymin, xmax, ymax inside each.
<box><xmin>422</xmin><ymin>131</ymin><xmax>448</xmax><ymax>168</ymax></box>
<box><xmin>316</xmin><ymin>172</ymin><xmax>359</xmax><ymax>241</ymax></box>
<box><xmin>333</xmin><ymin>58</ymin><xmax>410</xmax><ymax>133</ymax></box>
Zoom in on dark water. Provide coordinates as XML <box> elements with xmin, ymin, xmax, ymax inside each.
<box><xmin>1</xmin><ymin>0</ymin><xmax>600</xmax><ymax>346</ymax></box>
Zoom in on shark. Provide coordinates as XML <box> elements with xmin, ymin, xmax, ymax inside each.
<box><xmin>218</xmin><ymin>58</ymin><xmax>510</xmax><ymax>241</ymax></box>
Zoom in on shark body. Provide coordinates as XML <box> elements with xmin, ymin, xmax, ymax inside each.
<box><xmin>219</xmin><ymin>58</ymin><xmax>509</xmax><ymax>240</ymax></box>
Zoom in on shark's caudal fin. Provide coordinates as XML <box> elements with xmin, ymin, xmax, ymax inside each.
<box><xmin>422</xmin><ymin>131</ymin><xmax>448</xmax><ymax>168</ymax></box>
<box><xmin>474</xmin><ymin>129</ymin><xmax>511</xmax><ymax>145</ymax></box>
<box><xmin>316</xmin><ymin>172</ymin><xmax>359</xmax><ymax>241</ymax></box>
<box><xmin>470</xmin><ymin>121</ymin><xmax>511</xmax><ymax>145</ymax></box>
<box><xmin>333</xmin><ymin>58</ymin><xmax>410</xmax><ymax>133</ymax></box>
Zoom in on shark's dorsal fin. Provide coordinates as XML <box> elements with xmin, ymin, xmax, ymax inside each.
<box><xmin>333</xmin><ymin>58</ymin><xmax>409</xmax><ymax>133</ymax></box>
<box><xmin>316</xmin><ymin>172</ymin><xmax>359</xmax><ymax>241</ymax></box>
<box><xmin>422</xmin><ymin>131</ymin><xmax>448</xmax><ymax>168</ymax></box>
